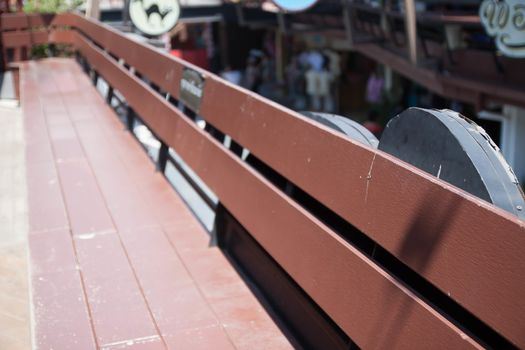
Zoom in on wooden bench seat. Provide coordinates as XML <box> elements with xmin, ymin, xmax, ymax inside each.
<box><xmin>22</xmin><ymin>58</ymin><xmax>292</xmax><ymax>350</ymax></box>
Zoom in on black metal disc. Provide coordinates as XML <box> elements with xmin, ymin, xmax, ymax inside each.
<box><xmin>378</xmin><ymin>107</ymin><xmax>525</xmax><ymax>218</ymax></box>
<box><xmin>301</xmin><ymin>111</ymin><xmax>379</xmax><ymax>149</ymax></box>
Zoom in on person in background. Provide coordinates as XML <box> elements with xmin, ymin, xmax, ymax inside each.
<box><xmin>285</xmin><ymin>55</ymin><xmax>304</xmax><ymax>109</ymax></box>
<box><xmin>305</xmin><ymin>62</ymin><xmax>333</xmax><ymax>112</ymax></box>
<box><xmin>221</xmin><ymin>66</ymin><xmax>242</xmax><ymax>86</ymax></box>
<box><xmin>242</xmin><ymin>54</ymin><xmax>262</xmax><ymax>92</ymax></box>
<box><xmin>323</xmin><ymin>48</ymin><xmax>341</xmax><ymax>113</ymax></box>
<box><xmin>366</xmin><ymin>69</ymin><xmax>384</xmax><ymax>105</ymax></box>
<box><xmin>362</xmin><ymin>110</ymin><xmax>384</xmax><ymax>138</ymax></box>
<box><xmin>305</xmin><ymin>65</ymin><xmax>321</xmax><ymax>111</ymax></box>
<box><xmin>305</xmin><ymin>49</ymin><xmax>324</xmax><ymax>72</ymax></box>
<box><xmin>258</xmin><ymin>53</ymin><xmax>276</xmax><ymax>98</ymax></box>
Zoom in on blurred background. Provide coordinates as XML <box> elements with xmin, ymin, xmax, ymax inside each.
<box><xmin>6</xmin><ymin>0</ymin><xmax>524</xmax><ymax>188</ymax></box>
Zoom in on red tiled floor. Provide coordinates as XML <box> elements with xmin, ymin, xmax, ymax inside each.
<box><xmin>22</xmin><ymin>58</ymin><xmax>293</xmax><ymax>350</ymax></box>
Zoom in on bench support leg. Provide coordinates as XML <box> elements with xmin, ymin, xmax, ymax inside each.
<box><xmin>157</xmin><ymin>142</ymin><xmax>169</xmax><ymax>173</ymax></box>
<box><xmin>204</xmin><ymin>123</ymin><xmax>225</xmax><ymax>144</ymax></box>
<box><xmin>106</xmin><ymin>86</ymin><xmax>114</xmax><ymax>105</ymax></box>
<box><xmin>126</xmin><ymin>106</ymin><xmax>135</xmax><ymax>131</ymax></box>
<box><xmin>82</xmin><ymin>57</ymin><xmax>90</xmax><ymax>73</ymax></box>
<box><xmin>74</xmin><ymin>51</ymin><xmax>81</xmax><ymax>65</ymax></box>
<box><xmin>230</xmin><ymin>140</ymin><xmax>243</xmax><ymax>157</ymax></box>
<box><xmin>91</xmin><ymin>70</ymin><xmax>99</xmax><ymax>86</ymax></box>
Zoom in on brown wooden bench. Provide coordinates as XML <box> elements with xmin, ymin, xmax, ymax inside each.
<box><xmin>4</xmin><ymin>12</ymin><xmax>525</xmax><ymax>350</ymax></box>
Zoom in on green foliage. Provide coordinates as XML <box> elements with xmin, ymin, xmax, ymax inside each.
<box><xmin>24</xmin><ymin>0</ymin><xmax>83</xmax><ymax>13</ymax></box>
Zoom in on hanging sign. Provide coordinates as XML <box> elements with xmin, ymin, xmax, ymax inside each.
<box><xmin>180</xmin><ymin>68</ymin><xmax>205</xmax><ymax>112</ymax></box>
<box><xmin>129</xmin><ymin>0</ymin><xmax>180</xmax><ymax>36</ymax></box>
<box><xmin>480</xmin><ymin>0</ymin><xmax>525</xmax><ymax>58</ymax></box>
<box><xmin>271</xmin><ymin>0</ymin><xmax>318</xmax><ymax>12</ymax></box>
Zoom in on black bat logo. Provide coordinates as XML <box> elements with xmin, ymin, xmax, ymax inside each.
<box><xmin>133</xmin><ymin>0</ymin><xmax>172</xmax><ymax>22</ymax></box>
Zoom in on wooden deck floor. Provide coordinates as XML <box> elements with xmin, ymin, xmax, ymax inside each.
<box><xmin>21</xmin><ymin>58</ymin><xmax>292</xmax><ymax>350</ymax></box>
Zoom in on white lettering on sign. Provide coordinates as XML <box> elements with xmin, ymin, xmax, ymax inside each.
<box><xmin>181</xmin><ymin>79</ymin><xmax>203</xmax><ymax>98</ymax></box>
<box><xmin>480</xmin><ymin>0</ymin><xmax>525</xmax><ymax>58</ymax></box>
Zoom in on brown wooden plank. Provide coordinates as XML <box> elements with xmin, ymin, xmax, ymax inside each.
<box><xmin>48</xmin><ymin>12</ymin><xmax>77</xmax><ymax>27</ymax></box>
<box><xmin>49</xmin><ymin>28</ymin><xmax>75</xmax><ymax>44</ymax></box>
<box><xmin>1</xmin><ymin>28</ymin><xmax>73</xmax><ymax>49</ymax></box>
<box><xmin>73</xmin><ymin>33</ymin><xmax>484</xmax><ymax>349</ymax></box>
<box><xmin>2</xmin><ymin>30</ymin><xmax>49</xmax><ymax>47</ymax></box>
<box><xmin>20</xmin><ymin>63</ymin><xmax>70</xmax><ymax>233</ymax></box>
<box><xmin>1</xmin><ymin>13</ymin><xmax>39</xmax><ymax>30</ymax></box>
<box><xmin>0</xmin><ymin>12</ymin><xmax>71</xmax><ymax>30</ymax></box>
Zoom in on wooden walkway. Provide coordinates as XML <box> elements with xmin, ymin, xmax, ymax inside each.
<box><xmin>22</xmin><ymin>58</ymin><xmax>292</xmax><ymax>350</ymax></box>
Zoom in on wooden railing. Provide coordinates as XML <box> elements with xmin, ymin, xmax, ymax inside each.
<box><xmin>0</xmin><ymin>13</ymin><xmax>73</xmax><ymax>63</ymax></box>
<box><xmin>3</xmin><ymin>12</ymin><xmax>525</xmax><ymax>350</ymax></box>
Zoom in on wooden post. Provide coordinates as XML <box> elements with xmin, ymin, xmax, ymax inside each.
<box><xmin>126</xmin><ymin>105</ymin><xmax>135</xmax><ymax>131</ymax></box>
<box><xmin>342</xmin><ymin>0</ymin><xmax>354</xmax><ymax>48</ymax></box>
<box><xmin>106</xmin><ymin>86</ymin><xmax>114</xmax><ymax>105</ymax></box>
<box><xmin>91</xmin><ymin>70</ymin><xmax>99</xmax><ymax>86</ymax></box>
<box><xmin>380</xmin><ymin>0</ymin><xmax>391</xmax><ymax>40</ymax></box>
<box><xmin>235</xmin><ymin>3</ymin><xmax>246</xmax><ymax>27</ymax></box>
<box><xmin>157</xmin><ymin>142</ymin><xmax>169</xmax><ymax>173</ymax></box>
<box><xmin>85</xmin><ymin>0</ymin><xmax>100</xmax><ymax>19</ymax></box>
<box><xmin>275</xmin><ymin>28</ymin><xmax>285</xmax><ymax>84</ymax></box>
<box><xmin>404</xmin><ymin>0</ymin><xmax>417</xmax><ymax>64</ymax></box>
<box><xmin>218</xmin><ymin>22</ymin><xmax>229</xmax><ymax>70</ymax></box>
<box><xmin>122</xmin><ymin>0</ymin><xmax>130</xmax><ymax>26</ymax></box>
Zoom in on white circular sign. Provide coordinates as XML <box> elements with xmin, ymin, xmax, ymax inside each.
<box><xmin>129</xmin><ymin>0</ymin><xmax>180</xmax><ymax>36</ymax></box>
